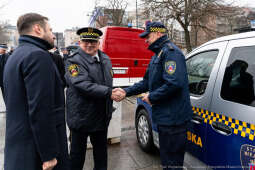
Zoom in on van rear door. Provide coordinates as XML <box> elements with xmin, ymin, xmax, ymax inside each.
<box><xmin>100</xmin><ymin>27</ymin><xmax>152</xmax><ymax>87</ymax></box>
<box><xmin>129</xmin><ymin>36</ymin><xmax>152</xmax><ymax>84</ymax></box>
<box><xmin>101</xmin><ymin>27</ymin><xmax>131</xmax><ymax>86</ymax></box>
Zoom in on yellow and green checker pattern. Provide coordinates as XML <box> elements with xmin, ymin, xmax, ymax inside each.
<box><xmin>192</xmin><ymin>107</ymin><xmax>255</xmax><ymax>141</ymax></box>
<box><xmin>80</xmin><ymin>32</ymin><xmax>100</xmax><ymax>37</ymax></box>
<box><xmin>150</xmin><ymin>27</ymin><xmax>166</xmax><ymax>33</ymax></box>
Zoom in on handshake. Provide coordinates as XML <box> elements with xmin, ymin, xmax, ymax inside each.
<box><xmin>111</xmin><ymin>88</ymin><xmax>152</xmax><ymax>105</ymax></box>
<box><xmin>111</xmin><ymin>88</ymin><xmax>126</xmax><ymax>102</ymax></box>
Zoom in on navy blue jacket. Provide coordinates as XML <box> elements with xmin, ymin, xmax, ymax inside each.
<box><xmin>124</xmin><ymin>35</ymin><xmax>192</xmax><ymax>126</ymax></box>
<box><xmin>3</xmin><ymin>35</ymin><xmax>69</xmax><ymax>170</ymax></box>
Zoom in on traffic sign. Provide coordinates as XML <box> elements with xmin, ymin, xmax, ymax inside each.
<box><xmin>250</xmin><ymin>20</ymin><xmax>255</xmax><ymax>28</ymax></box>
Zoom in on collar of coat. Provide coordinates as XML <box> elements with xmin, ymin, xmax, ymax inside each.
<box><xmin>77</xmin><ymin>48</ymin><xmax>108</xmax><ymax>64</ymax></box>
<box><xmin>19</xmin><ymin>35</ymin><xmax>53</xmax><ymax>51</ymax></box>
<box><xmin>148</xmin><ymin>35</ymin><xmax>171</xmax><ymax>54</ymax></box>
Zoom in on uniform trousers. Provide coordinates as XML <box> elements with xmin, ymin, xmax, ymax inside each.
<box><xmin>157</xmin><ymin>123</ymin><xmax>187</xmax><ymax>170</ymax></box>
<box><xmin>70</xmin><ymin>128</ymin><xmax>108</xmax><ymax>170</ymax></box>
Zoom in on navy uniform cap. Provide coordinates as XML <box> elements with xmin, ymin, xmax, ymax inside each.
<box><xmin>139</xmin><ymin>21</ymin><xmax>167</xmax><ymax>38</ymax></box>
<box><xmin>77</xmin><ymin>27</ymin><xmax>103</xmax><ymax>41</ymax></box>
<box><xmin>0</xmin><ymin>44</ymin><xmax>8</xmax><ymax>49</ymax></box>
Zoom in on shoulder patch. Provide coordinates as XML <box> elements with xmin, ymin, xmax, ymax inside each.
<box><xmin>165</xmin><ymin>61</ymin><xmax>176</xmax><ymax>75</ymax></box>
<box><xmin>68</xmin><ymin>64</ymin><xmax>79</xmax><ymax>77</ymax></box>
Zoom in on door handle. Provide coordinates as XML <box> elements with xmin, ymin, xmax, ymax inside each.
<box><xmin>191</xmin><ymin>115</ymin><xmax>203</xmax><ymax>124</ymax></box>
<box><xmin>134</xmin><ymin>60</ymin><xmax>138</xmax><ymax>66</ymax></box>
<box><xmin>211</xmin><ymin>121</ymin><xmax>232</xmax><ymax>136</ymax></box>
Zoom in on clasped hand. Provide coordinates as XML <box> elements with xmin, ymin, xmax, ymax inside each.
<box><xmin>111</xmin><ymin>88</ymin><xmax>126</xmax><ymax>102</ymax></box>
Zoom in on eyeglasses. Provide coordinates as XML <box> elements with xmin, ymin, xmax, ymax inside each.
<box><xmin>81</xmin><ymin>40</ymin><xmax>98</xmax><ymax>45</ymax></box>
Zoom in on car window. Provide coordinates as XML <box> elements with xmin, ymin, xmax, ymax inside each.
<box><xmin>221</xmin><ymin>46</ymin><xmax>255</xmax><ymax>107</ymax></box>
<box><xmin>66</xmin><ymin>46</ymin><xmax>78</xmax><ymax>55</ymax></box>
<box><xmin>186</xmin><ymin>50</ymin><xmax>219</xmax><ymax>95</ymax></box>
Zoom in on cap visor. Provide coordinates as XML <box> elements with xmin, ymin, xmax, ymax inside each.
<box><xmin>139</xmin><ymin>31</ymin><xmax>149</xmax><ymax>38</ymax></box>
<box><xmin>80</xmin><ymin>37</ymin><xmax>99</xmax><ymax>41</ymax></box>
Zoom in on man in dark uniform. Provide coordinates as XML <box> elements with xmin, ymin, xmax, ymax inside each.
<box><xmin>115</xmin><ymin>21</ymin><xmax>193</xmax><ymax>170</ymax></box>
<box><xmin>8</xmin><ymin>46</ymin><xmax>15</xmax><ymax>55</ymax></box>
<box><xmin>65</xmin><ymin>27</ymin><xmax>121</xmax><ymax>170</ymax></box>
<box><xmin>3</xmin><ymin>13</ymin><xmax>69</xmax><ymax>170</ymax></box>
<box><xmin>0</xmin><ymin>44</ymin><xmax>9</xmax><ymax>97</ymax></box>
<box><xmin>50</xmin><ymin>51</ymin><xmax>66</xmax><ymax>86</ymax></box>
<box><xmin>62</xmin><ymin>47</ymin><xmax>71</xmax><ymax>61</ymax></box>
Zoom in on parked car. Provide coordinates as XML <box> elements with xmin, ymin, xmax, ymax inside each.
<box><xmin>134</xmin><ymin>31</ymin><xmax>255</xmax><ymax>170</ymax></box>
<box><xmin>66</xmin><ymin>45</ymin><xmax>78</xmax><ymax>55</ymax></box>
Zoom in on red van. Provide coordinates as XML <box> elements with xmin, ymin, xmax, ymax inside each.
<box><xmin>100</xmin><ymin>26</ymin><xmax>153</xmax><ymax>87</ymax></box>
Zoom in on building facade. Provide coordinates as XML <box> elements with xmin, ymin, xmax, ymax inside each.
<box><xmin>53</xmin><ymin>32</ymin><xmax>65</xmax><ymax>48</ymax></box>
<box><xmin>64</xmin><ymin>27</ymin><xmax>79</xmax><ymax>47</ymax></box>
<box><xmin>3</xmin><ymin>25</ymin><xmax>19</xmax><ymax>48</ymax></box>
<box><xmin>190</xmin><ymin>7</ymin><xmax>255</xmax><ymax>48</ymax></box>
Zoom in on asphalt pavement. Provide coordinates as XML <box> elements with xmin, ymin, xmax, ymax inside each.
<box><xmin>0</xmin><ymin>97</ymin><xmax>197</xmax><ymax>170</ymax></box>
<box><xmin>0</xmin><ymin>97</ymin><xmax>162</xmax><ymax>170</ymax></box>
<box><xmin>83</xmin><ymin>97</ymin><xmax>162</xmax><ymax>170</ymax></box>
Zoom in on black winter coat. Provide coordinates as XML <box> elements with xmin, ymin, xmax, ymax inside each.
<box><xmin>65</xmin><ymin>48</ymin><xmax>113</xmax><ymax>131</ymax></box>
<box><xmin>0</xmin><ymin>53</ymin><xmax>9</xmax><ymax>86</ymax></box>
<box><xmin>3</xmin><ymin>35</ymin><xmax>69</xmax><ymax>170</ymax></box>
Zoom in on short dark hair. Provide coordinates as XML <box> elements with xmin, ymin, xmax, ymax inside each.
<box><xmin>17</xmin><ymin>13</ymin><xmax>48</xmax><ymax>35</ymax></box>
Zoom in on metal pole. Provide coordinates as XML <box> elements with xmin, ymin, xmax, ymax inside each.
<box><xmin>56</xmin><ymin>33</ymin><xmax>59</xmax><ymax>48</ymax></box>
<box><xmin>136</xmin><ymin>0</ymin><xmax>138</xmax><ymax>28</ymax></box>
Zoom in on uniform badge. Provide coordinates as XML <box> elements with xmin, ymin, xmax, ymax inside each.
<box><xmin>165</xmin><ymin>61</ymin><xmax>176</xmax><ymax>75</ymax></box>
<box><xmin>68</xmin><ymin>64</ymin><xmax>79</xmax><ymax>77</ymax></box>
<box><xmin>88</xmin><ymin>28</ymin><xmax>93</xmax><ymax>33</ymax></box>
<box><xmin>240</xmin><ymin>144</ymin><xmax>255</xmax><ymax>170</ymax></box>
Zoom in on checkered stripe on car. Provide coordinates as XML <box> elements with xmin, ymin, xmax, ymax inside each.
<box><xmin>192</xmin><ymin>107</ymin><xmax>255</xmax><ymax>141</ymax></box>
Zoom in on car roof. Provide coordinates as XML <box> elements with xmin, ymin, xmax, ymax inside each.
<box><xmin>101</xmin><ymin>26</ymin><xmax>144</xmax><ymax>33</ymax></box>
<box><xmin>192</xmin><ymin>31</ymin><xmax>255</xmax><ymax>52</ymax></box>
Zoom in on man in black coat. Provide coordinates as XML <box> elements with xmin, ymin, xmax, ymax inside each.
<box><xmin>65</xmin><ymin>27</ymin><xmax>122</xmax><ymax>170</ymax></box>
<box><xmin>0</xmin><ymin>44</ymin><xmax>9</xmax><ymax>97</ymax></box>
<box><xmin>3</xmin><ymin>13</ymin><xmax>69</xmax><ymax>170</ymax></box>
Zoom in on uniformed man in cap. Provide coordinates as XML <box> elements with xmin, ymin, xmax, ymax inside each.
<box><xmin>0</xmin><ymin>43</ymin><xmax>9</xmax><ymax>96</ymax></box>
<box><xmin>65</xmin><ymin>27</ymin><xmax>122</xmax><ymax>170</ymax></box>
<box><xmin>115</xmin><ymin>21</ymin><xmax>193</xmax><ymax>170</ymax></box>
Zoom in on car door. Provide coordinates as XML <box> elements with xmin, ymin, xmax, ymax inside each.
<box><xmin>186</xmin><ymin>41</ymin><xmax>228</xmax><ymax>165</ymax></box>
<box><xmin>209</xmin><ymin>37</ymin><xmax>255</xmax><ymax>170</ymax></box>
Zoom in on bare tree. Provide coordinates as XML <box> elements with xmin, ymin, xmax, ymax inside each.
<box><xmin>140</xmin><ymin>0</ymin><xmax>236</xmax><ymax>52</ymax></box>
<box><xmin>0</xmin><ymin>0</ymin><xmax>12</xmax><ymax>44</ymax></box>
<box><xmin>0</xmin><ymin>19</ymin><xmax>11</xmax><ymax>44</ymax></box>
<box><xmin>0</xmin><ymin>25</ymin><xmax>9</xmax><ymax>43</ymax></box>
<box><xmin>94</xmin><ymin>0</ymin><xmax>128</xmax><ymax>27</ymax></box>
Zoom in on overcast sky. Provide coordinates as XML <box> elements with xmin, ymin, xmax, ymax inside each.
<box><xmin>0</xmin><ymin>0</ymin><xmax>254</xmax><ymax>32</ymax></box>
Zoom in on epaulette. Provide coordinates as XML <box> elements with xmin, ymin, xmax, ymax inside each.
<box><xmin>166</xmin><ymin>43</ymin><xmax>174</xmax><ymax>51</ymax></box>
<box><xmin>157</xmin><ymin>50</ymin><xmax>163</xmax><ymax>58</ymax></box>
<box><xmin>69</xmin><ymin>52</ymin><xmax>79</xmax><ymax>58</ymax></box>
